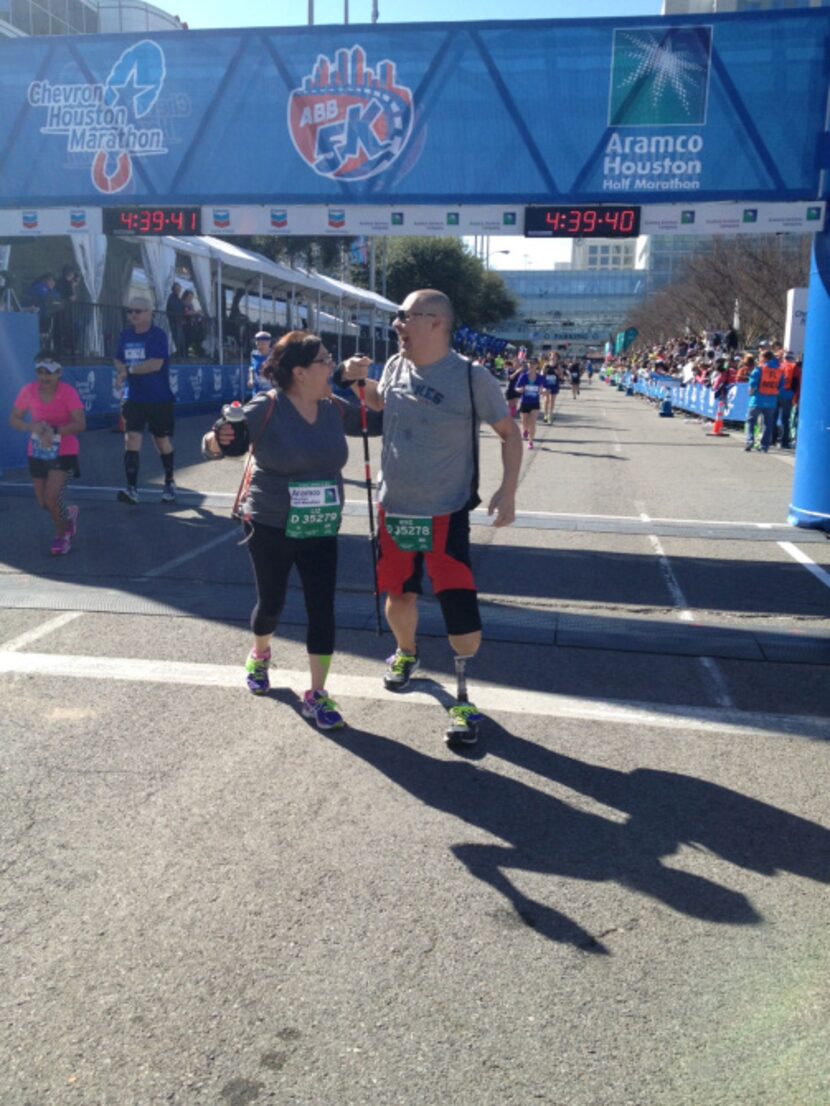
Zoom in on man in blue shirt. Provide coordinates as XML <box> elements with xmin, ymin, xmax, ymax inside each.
<box><xmin>744</xmin><ymin>349</ymin><xmax>782</xmax><ymax>454</ymax></box>
<box><xmin>114</xmin><ymin>298</ymin><xmax>175</xmax><ymax>504</ymax></box>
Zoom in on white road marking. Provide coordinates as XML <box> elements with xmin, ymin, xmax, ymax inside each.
<box><xmin>143</xmin><ymin>529</ymin><xmax>240</xmax><ymax>579</ymax></box>
<box><xmin>0</xmin><ymin>484</ymin><xmax>795</xmax><ymax>531</ymax></box>
<box><xmin>778</xmin><ymin>541</ymin><xmax>830</xmax><ymax>591</ymax></box>
<box><xmin>0</xmin><ymin>611</ymin><xmax>83</xmax><ymax>652</ymax></box>
<box><xmin>0</xmin><ymin>650</ymin><xmax>823</xmax><ymax>738</ymax></box>
<box><xmin>637</xmin><ymin>508</ymin><xmax>734</xmax><ymax>710</ymax></box>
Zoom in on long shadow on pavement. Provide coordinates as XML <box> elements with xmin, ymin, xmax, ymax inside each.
<box><xmin>308</xmin><ymin>717</ymin><xmax>830</xmax><ymax>955</ymax></box>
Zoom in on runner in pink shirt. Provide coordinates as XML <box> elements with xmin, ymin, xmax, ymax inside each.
<box><xmin>8</xmin><ymin>356</ymin><xmax>85</xmax><ymax>555</ymax></box>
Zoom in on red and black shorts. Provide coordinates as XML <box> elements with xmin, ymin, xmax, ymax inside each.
<box><xmin>377</xmin><ymin>506</ymin><xmax>482</xmax><ymax>637</ymax></box>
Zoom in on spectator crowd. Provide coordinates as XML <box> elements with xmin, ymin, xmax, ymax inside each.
<box><xmin>607</xmin><ymin>330</ymin><xmax>802</xmax><ymax>453</ymax></box>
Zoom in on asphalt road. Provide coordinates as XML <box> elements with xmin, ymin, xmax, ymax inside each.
<box><xmin>1</xmin><ymin>379</ymin><xmax>828</xmax><ymax>1106</ymax></box>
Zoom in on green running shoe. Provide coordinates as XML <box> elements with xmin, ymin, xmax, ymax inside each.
<box><xmin>384</xmin><ymin>649</ymin><xmax>420</xmax><ymax>691</ymax></box>
<box><xmin>445</xmin><ymin>702</ymin><xmax>483</xmax><ymax>745</ymax></box>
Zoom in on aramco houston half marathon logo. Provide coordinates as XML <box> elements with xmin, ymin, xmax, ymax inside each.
<box><xmin>288</xmin><ymin>45</ymin><xmax>415</xmax><ymax>182</ymax></box>
<box><xmin>27</xmin><ymin>40</ymin><xmax>167</xmax><ymax>194</ymax></box>
<box><xmin>604</xmin><ymin>26</ymin><xmax>712</xmax><ymax>193</ymax></box>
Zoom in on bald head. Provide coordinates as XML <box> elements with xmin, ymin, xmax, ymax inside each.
<box><xmin>395</xmin><ymin>288</ymin><xmax>456</xmax><ymax>365</ymax></box>
<box><xmin>410</xmin><ymin>289</ymin><xmax>454</xmax><ymax>332</ymax></box>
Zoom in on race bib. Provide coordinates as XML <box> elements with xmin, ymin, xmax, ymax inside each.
<box><xmin>31</xmin><ymin>432</ymin><xmax>60</xmax><ymax>461</ymax></box>
<box><xmin>385</xmin><ymin>515</ymin><xmax>433</xmax><ymax>552</ymax></box>
<box><xmin>286</xmin><ymin>481</ymin><xmax>342</xmax><ymax>539</ymax></box>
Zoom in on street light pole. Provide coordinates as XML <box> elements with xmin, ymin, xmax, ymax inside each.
<box><xmin>486</xmin><ymin>249</ymin><xmax>511</xmax><ymax>270</ymax></box>
<box><xmin>308</xmin><ymin>0</ymin><xmax>313</xmax><ymax>24</ymax></box>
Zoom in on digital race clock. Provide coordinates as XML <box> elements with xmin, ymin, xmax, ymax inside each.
<box><xmin>102</xmin><ymin>206</ymin><xmax>202</xmax><ymax>236</ymax></box>
<box><xmin>524</xmin><ymin>206</ymin><xmax>641</xmax><ymax>238</ymax></box>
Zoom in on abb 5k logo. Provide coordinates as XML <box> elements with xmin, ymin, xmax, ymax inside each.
<box><xmin>288</xmin><ymin>45</ymin><xmax>415</xmax><ymax>182</ymax></box>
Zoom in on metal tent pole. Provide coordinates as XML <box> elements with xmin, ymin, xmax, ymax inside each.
<box><xmin>216</xmin><ymin>260</ymin><xmax>224</xmax><ymax>366</ymax></box>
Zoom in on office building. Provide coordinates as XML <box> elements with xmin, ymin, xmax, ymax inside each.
<box><xmin>491</xmin><ymin>269</ymin><xmax>646</xmax><ymax>352</ymax></box>
<box><xmin>662</xmin><ymin>1</ymin><xmax>829</xmax><ymax>17</ymax></box>
<box><xmin>1</xmin><ymin>0</ymin><xmax>184</xmax><ymax>38</ymax></box>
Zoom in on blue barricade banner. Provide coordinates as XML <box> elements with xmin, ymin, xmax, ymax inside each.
<box><xmin>0</xmin><ymin>312</ymin><xmax>40</xmax><ymax>472</ymax></box>
<box><xmin>0</xmin><ymin>9</ymin><xmax>828</xmax><ymax>206</ymax></box>
<box><xmin>62</xmin><ymin>363</ymin><xmax>246</xmax><ymax>426</ymax></box>
<box><xmin>626</xmin><ymin>372</ymin><xmax>749</xmax><ymax>421</ymax></box>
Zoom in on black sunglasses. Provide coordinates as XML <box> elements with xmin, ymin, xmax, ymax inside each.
<box><xmin>394</xmin><ymin>309</ymin><xmax>438</xmax><ymax>323</ymax></box>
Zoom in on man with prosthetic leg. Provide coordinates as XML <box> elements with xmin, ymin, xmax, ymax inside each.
<box><xmin>337</xmin><ymin>290</ymin><xmax>522</xmax><ymax>744</ymax></box>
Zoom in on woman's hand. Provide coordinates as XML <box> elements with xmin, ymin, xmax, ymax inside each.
<box><xmin>33</xmin><ymin>421</ymin><xmax>53</xmax><ymax>445</ymax></box>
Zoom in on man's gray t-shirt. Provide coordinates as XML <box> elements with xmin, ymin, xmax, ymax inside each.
<box><xmin>242</xmin><ymin>391</ymin><xmax>349</xmax><ymax>528</ymax></box>
<box><xmin>377</xmin><ymin>350</ymin><xmax>508</xmax><ymax>517</ymax></box>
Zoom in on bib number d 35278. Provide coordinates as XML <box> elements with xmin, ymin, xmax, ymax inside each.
<box><xmin>385</xmin><ymin>515</ymin><xmax>433</xmax><ymax>552</ymax></box>
<box><xmin>286</xmin><ymin>480</ymin><xmax>342</xmax><ymax>539</ymax></box>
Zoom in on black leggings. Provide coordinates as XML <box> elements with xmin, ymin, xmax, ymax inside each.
<box><xmin>245</xmin><ymin>521</ymin><xmax>337</xmax><ymax>655</ymax></box>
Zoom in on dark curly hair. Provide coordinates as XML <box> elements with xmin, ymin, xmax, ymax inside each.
<box><xmin>262</xmin><ymin>331</ymin><xmax>323</xmax><ymax>391</ymax></box>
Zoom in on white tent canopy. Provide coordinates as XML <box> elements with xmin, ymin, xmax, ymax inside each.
<box><xmin>168</xmin><ymin>235</ymin><xmax>397</xmax><ymax>313</ymax></box>
<box><xmin>3</xmin><ymin>230</ymin><xmax>396</xmax><ymax>362</ymax></box>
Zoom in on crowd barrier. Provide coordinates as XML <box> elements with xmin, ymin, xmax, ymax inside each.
<box><xmin>1</xmin><ymin>354</ymin><xmax>245</xmax><ymax>473</ymax></box>
<box><xmin>61</xmin><ymin>362</ymin><xmax>246</xmax><ymax>429</ymax></box>
<box><xmin>617</xmin><ymin>372</ymin><xmax>750</xmax><ymax>423</ymax></box>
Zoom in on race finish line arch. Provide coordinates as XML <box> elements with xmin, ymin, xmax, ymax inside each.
<box><xmin>1</xmin><ymin>8</ymin><xmax>828</xmax><ymax>529</ymax></box>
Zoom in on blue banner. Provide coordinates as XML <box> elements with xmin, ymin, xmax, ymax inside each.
<box><xmin>62</xmin><ymin>362</ymin><xmax>245</xmax><ymax>426</ymax></box>
<box><xmin>0</xmin><ymin>311</ymin><xmax>40</xmax><ymax>472</ymax></box>
<box><xmin>0</xmin><ymin>9</ymin><xmax>828</xmax><ymax>206</ymax></box>
<box><xmin>626</xmin><ymin>372</ymin><xmax>749</xmax><ymax>422</ymax></box>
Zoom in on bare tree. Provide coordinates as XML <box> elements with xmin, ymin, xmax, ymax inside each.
<box><xmin>626</xmin><ymin>235</ymin><xmax>810</xmax><ymax>346</ymax></box>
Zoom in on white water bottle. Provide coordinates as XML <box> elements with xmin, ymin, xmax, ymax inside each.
<box><xmin>220</xmin><ymin>400</ymin><xmax>246</xmax><ymax>450</ymax></box>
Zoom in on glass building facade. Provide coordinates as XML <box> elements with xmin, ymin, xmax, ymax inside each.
<box><xmin>491</xmin><ymin>270</ymin><xmax>647</xmax><ymax>350</ymax></box>
<box><xmin>0</xmin><ymin>0</ymin><xmax>182</xmax><ymax>37</ymax></box>
<box><xmin>1</xmin><ymin>0</ymin><xmax>98</xmax><ymax>35</ymax></box>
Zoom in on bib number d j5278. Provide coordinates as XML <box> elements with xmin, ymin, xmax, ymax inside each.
<box><xmin>385</xmin><ymin>515</ymin><xmax>433</xmax><ymax>552</ymax></box>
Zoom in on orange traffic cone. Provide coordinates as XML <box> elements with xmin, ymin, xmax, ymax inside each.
<box><xmin>706</xmin><ymin>399</ymin><xmax>729</xmax><ymax>437</ymax></box>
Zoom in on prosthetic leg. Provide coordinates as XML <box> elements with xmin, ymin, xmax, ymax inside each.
<box><xmin>445</xmin><ymin>654</ymin><xmax>483</xmax><ymax>745</ymax></box>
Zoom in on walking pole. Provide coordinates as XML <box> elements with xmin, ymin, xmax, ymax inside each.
<box><xmin>357</xmin><ymin>379</ymin><xmax>383</xmax><ymax>636</ymax></box>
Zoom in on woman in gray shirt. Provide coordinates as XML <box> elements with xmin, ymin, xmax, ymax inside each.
<box><xmin>204</xmin><ymin>331</ymin><xmax>377</xmax><ymax>730</ymax></box>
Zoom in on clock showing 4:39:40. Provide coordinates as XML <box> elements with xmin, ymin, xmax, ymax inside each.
<box><xmin>524</xmin><ymin>205</ymin><xmax>642</xmax><ymax>238</ymax></box>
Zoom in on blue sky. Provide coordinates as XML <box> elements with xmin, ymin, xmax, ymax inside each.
<box><xmin>181</xmin><ymin>0</ymin><xmax>662</xmax><ymax>31</ymax></box>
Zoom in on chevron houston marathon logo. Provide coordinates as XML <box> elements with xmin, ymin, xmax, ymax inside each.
<box><xmin>27</xmin><ymin>40</ymin><xmax>167</xmax><ymax>195</ymax></box>
<box><xmin>288</xmin><ymin>45</ymin><xmax>415</xmax><ymax>182</ymax></box>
